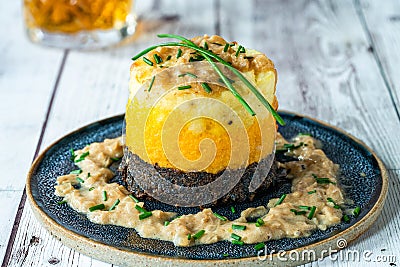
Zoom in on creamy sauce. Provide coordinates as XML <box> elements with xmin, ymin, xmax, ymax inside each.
<box><xmin>55</xmin><ymin>134</ymin><xmax>344</xmax><ymax>247</ymax></box>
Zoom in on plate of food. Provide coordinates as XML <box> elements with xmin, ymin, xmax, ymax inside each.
<box><xmin>27</xmin><ymin>34</ymin><xmax>388</xmax><ymax>266</ymax></box>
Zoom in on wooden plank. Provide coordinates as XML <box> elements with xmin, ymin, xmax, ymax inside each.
<box><xmin>0</xmin><ymin>0</ymin><xmax>65</xmax><ymax>263</ymax></box>
<box><xmin>356</xmin><ymin>0</ymin><xmax>400</xmax><ymax>119</ymax></box>
<box><xmin>219</xmin><ymin>0</ymin><xmax>400</xmax><ymax>170</ymax></box>
<box><xmin>5</xmin><ymin>0</ymin><xmax>217</xmax><ymax>266</ymax></box>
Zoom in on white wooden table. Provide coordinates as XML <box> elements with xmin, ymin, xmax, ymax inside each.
<box><xmin>1</xmin><ymin>0</ymin><xmax>399</xmax><ymax>266</ymax></box>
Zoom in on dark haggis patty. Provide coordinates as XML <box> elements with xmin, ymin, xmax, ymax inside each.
<box><xmin>119</xmin><ymin>148</ymin><xmax>280</xmax><ymax>206</ymax></box>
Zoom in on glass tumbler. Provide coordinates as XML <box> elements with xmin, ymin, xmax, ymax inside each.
<box><xmin>23</xmin><ymin>0</ymin><xmax>137</xmax><ymax>49</ymax></box>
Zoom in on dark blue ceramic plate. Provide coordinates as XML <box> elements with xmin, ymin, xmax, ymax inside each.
<box><xmin>27</xmin><ymin>111</ymin><xmax>388</xmax><ymax>266</ymax></box>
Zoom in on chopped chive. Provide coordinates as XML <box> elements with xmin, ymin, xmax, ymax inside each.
<box><xmin>255</xmin><ymin>218</ymin><xmax>264</xmax><ymax>227</ymax></box>
<box><xmin>102</xmin><ymin>191</ymin><xmax>107</xmax><ymax>201</ymax></box>
<box><xmin>327</xmin><ymin>197</ymin><xmax>341</xmax><ymax>209</ymax></box>
<box><xmin>87</xmin><ymin>173</ymin><xmax>91</xmax><ymax>178</ymax></box>
<box><xmin>135</xmin><ymin>205</ymin><xmax>147</xmax><ymax>213</ymax></box>
<box><xmin>178</xmin><ymin>72</ymin><xmax>198</xmax><ymax>78</ymax></box>
<box><xmin>89</xmin><ymin>187</ymin><xmax>95</xmax><ymax>191</ymax></box>
<box><xmin>254</xmin><ymin>242</ymin><xmax>265</xmax><ymax>251</ymax></box>
<box><xmin>235</xmin><ymin>45</ymin><xmax>243</xmax><ymax>57</ymax></box>
<box><xmin>231</xmin><ymin>233</ymin><xmax>242</xmax><ymax>241</ymax></box>
<box><xmin>187</xmin><ymin>234</ymin><xmax>191</xmax><ymax>240</ymax></box>
<box><xmin>70</xmin><ymin>169</ymin><xmax>82</xmax><ymax>175</ymax></box>
<box><xmin>244</xmin><ymin>56</ymin><xmax>254</xmax><ymax>59</ymax></box>
<box><xmin>153</xmin><ymin>54</ymin><xmax>163</xmax><ymax>64</ymax></box>
<box><xmin>290</xmin><ymin>209</ymin><xmax>307</xmax><ymax>215</ymax></box>
<box><xmin>203</xmin><ymin>42</ymin><xmax>208</xmax><ymax>50</ymax></box>
<box><xmin>308</xmin><ymin>206</ymin><xmax>317</xmax><ymax>219</ymax></box>
<box><xmin>76</xmin><ymin>177</ymin><xmax>84</xmax><ymax>183</ymax></box>
<box><xmin>89</xmin><ymin>204</ymin><xmax>105</xmax><ymax>212</ymax></box>
<box><xmin>166</xmin><ymin>55</ymin><xmax>172</xmax><ymax>60</ymax></box>
<box><xmin>308</xmin><ymin>190</ymin><xmax>317</xmax><ymax>194</ymax></box>
<box><xmin>129</xmin><ymin>194</ymin><xmax>139</xmax><ymax>203</ymax></box>
<box><xmin>109</xmin><ymin>199</ymin><xmax>120</xmax><ymax>211</ymax></box>
<box><xmin>111</xmin><ymin>157</ymin><xmax>121</xmax><ymax>161</ymax></box>
<box><xmin>201</xmin><ymin>82</ymin><xmax>212</xmax><ymax>93</ymax></box>
<box><xmin>343</xmin><ymin>214</ymin><xmax>350</xmax><ymax>223</ymax></box>
<box><xmin>213</xmin><ymin>212</ymin><xmax>227</xmax><ymax>221</ymax></box>
<box><xmin>139</xmin><ymin>211</ymin><xmax>152</xmax><ymax>220</ymax></box>
<box><xmin>193</xmin><ymin>230</ymin><xmax>205</xmax><ymax>240</ymax></box>
<box><xmin>75</xmin><ymin>151</ymin><xmax>89</xmax><ymax>162</ymax></box>
<box><xmin>240</xmin><ymin>46</ymin><xmax>246</xmax><ymax>53</ymax></box>
<box><xmin>232</xmin><ymin>224</ymin><xmax>246</xmax><ymax>230</ymax></box>
<box><xmin>69</xmin><ymin>148</ymin><xmax>76</xmax><ymax>161</ymax></box>
<box><xmin>177</xmin><ymin>48</ymin><xmax>182</xmax><ymax>58</ymax></box>
<box><xmin>164</xmin><ymin>221</ymin><xmax>170</xmax><ymax>226</ymax></box>
<box><xmin>57</xmin><ymin>200</ymin><xmax>67</xmax><ymax>205</ymax></box>
<box><xmin>223</xmin><ymin>43</ymin><xmax>229</xmax><ymax>52</ymax></box>
<box><xmin>299</xmin><ymin>205</ymin><xmax>311</xmax><ymax>210</ymax></box>
<box><xmin>312</xmin><ymin>174</ymin><xmax>336</xmax><ymax>185</ymax></box>
<box><xmin>178</xmin><ymin>85</ymin><xmax>192</xmax><ymax>90</ymax></box>
<box><xmin>275</xmin><ymin>194</ymin><xmax>287</xmax><ymax>206</ymax></box>
<box><xmin>230</xmin><ymin>206</ymin><xmax>236</xmax><ymax>214</ymax></box>
<box><xmin>222</xmin><ymin>253</ymin><xmax>229</xmax><ymax>257</ymax></box>
<box><xmin>299</xmin><ymin>132</ymin><xmax>312</xmax><ymax>136</ymax></box>
<box><xmin>212</xmin><ymin>42</ymin><xmax>222</xmax><ymax>46</ymax></box>
<box><xmin>353</xmin><ymin>206</ymin><xmax>361</xmax><ymax>217</ymax></box>
<box><xmin>231</xmin><ymin>240</ymin><xmax>244</xmax><ymax>246</ymax></box>
<box><xmin>147</xmin><ymin>76</ymin><xmax>155</xmax><ymax>92</ymax></box>
<box><xmin>143</xmin><ymin>57</ymin><xmax>153</xmax><ymax>66</ymax></box>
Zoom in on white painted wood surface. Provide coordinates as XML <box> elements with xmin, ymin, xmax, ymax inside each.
<box><xmin>1</xmin><ymin>0</ymin><xmax>399</xmax><ymax>266</ymax></box>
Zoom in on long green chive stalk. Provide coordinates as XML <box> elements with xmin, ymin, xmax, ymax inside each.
<box><xmin>131</xmin><ymin>34</ymin><xmax>285</xmax><ymax>125</ymax></box>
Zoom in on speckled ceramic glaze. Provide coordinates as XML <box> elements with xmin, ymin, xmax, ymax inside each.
<box><xmin>27</xmin><ymin>111</ymin><xmax>388</xmax><ymax>266</ymax></box>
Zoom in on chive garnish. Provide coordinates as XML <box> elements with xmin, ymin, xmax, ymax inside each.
<box><xmin>177</xmin><ymin>48</ymin><xmax>182</xmax><ymax>58</ymax></box>
<box><xmin>312</xmin><ymin>174</ymin><xmax>336</xmax><ymax>185</ymax></box>
<box><xmin>143</xmin><ymin>57</ymin><xmax>153</xmax><ymax>66</ymax></box>
<box><xmin>129</xmin><ymin>194</ymin><xmax>139</xmax><ymax>203</ymax></box>
<box><xmin>235</xmin><ymin>45</ymin><xmax>243</xmax><ymax>57</ymax></box>
<box><xmin>308</xmin><ymin>206</ymin><xmax>317</xmax><ymax>219</ymax></box>
<box><xmin>57</xmin><ymin>200</ymin><xmax>67</xmax><ymax>205</ymax></box>
<box><xmin>76</xmin><ymin>177</ymin><xmax>84</xmax><ymax>183</ymax></box>
<box><xmin>299</xmin><ymin>205</ymin><xmax>311</xmax><ymax>210</ymax></box>
<box><xmin>353</xmin><ymin>206</ymin><xmax>361</xmax><ymax>217</ymax></box>
<box><xmin>230</xmin><ymin>206</ymin><xmax>236</xmax><ymax>214</ymax></box>
<box><xmin>89</xmin><ymin>187</ymin><xmax>95</xmax><ymax>191</ymax></box>
<box><xmin>187</xmin><ymin>234</ymin><xmax>191</xmax><ymax>240</ymax></box>
<box><xmin>153</xmin><ymin>54</ymin><xmax>163</xmax><ymax>64</ymax></box>
<box><xmin>74</xmin><ymin>151</ymin><xmax>89</xmax><ymax>162</ymax></box>
<box><xmin>87</xmin><ymin>172</ymin><xmax>91</xmax><ymax>178</ymax></box>
<box><xmin>139</xmin><ymin>212</ymin><xmax>152</xmax><ymax>220</ymax></box>
<box><xmin>213</xmin><ymin>212</ymin><xmax>227</xmax><ymax>221</ymax></box>
<box><xmin>193</xmin><ymin>230</ymin><xmax>205</xmax><ymax>240</ymax></box>
<box><xmin>244</xmin><ymin>56</ymin><xmax>254</xmax><ymax>59</ymax></box>
<box><xmin>178</xmin><ymin>85</ymin><xmax>192</xmax><ymax>90</ymax></box>
<box><xmin>102</xmin><ymin>191</ymin><xmax>107</xmax><ymax>201</ymax></box>
<box><xmin>111</xmin><ymin>157</ymin><xmax>121</xmax><ymax>161</ymax></box>
<box><xmin>69</xmin><ymin>148</ymin><xmax>76</xmax><ymax>161</ymax></box>
<box><xmin>89</xmin><ymin>204</ymin><xmax>105</xmax><ymax>212</ymax></box>
<box><xmin>275</xmin><ymin>194</ymin><xmax>287</xmax><ymax>206</ymax></box>
<box><xmin>70</xmin><ymin>169</ymin><xmax>82</xmax><ymax>175</ymax></box>
<box><xmin>212</xmin><ymin>42</ymin><xmax>222</xmax><ymax>46</ymax></box>
<box><xmin>327</xmin><ymin>197</ymin><xmax>341</xmax><ymax>209</ymax></box>
<box><xmin>231</xmin><ymin>240</ymin><xmax>244</xmax><ymax>246</ymax></box>
<box><xmin>147</xmin><ymin>76</ymin><xmax>155</xmax><ymax>92</ymax></box>
<box><xmin>299</xmin><ymin>132</ymin><xmax>312</xmax><ymax>136</ymax></box>
<box><xmin>109</xmin><ymin>199</ymin><xmax>120</xmax><ymax>211</ymax></box>
<box><xmin>203</xmin><ymin>42</ymin><xmax>208</xmax><ymax>50</ymax></box>
<box><xmin>254</xmin><ymin>242</ymin><xmax>265</xmax><ymax>251</ymax></box>
<box><xmin>135</xmin><ymin>205</ymin><xmax>147</xmax><ymax>213</ymax></box>
<box><xmin>223</xmin><ymin>43</ymin><xmax>229</xmax><ymax>52</ymax></box>
<box><xmin>343</xmin><ymin>214</ymin><xmax>350</xmax><ymax>223</ymax></box>
<box><xmin>231</xmin><ymin>233</ymin><xmax>242</xmax><ymax>241</ymax></box>
<box><xmin>132</xmin><ymin>34</ymin><xmax>285</xmax><ymax>125</ymax></box>
<box><xmin>290</xmin><ymin>209</ymin><xmax>307</xmax><ymax>215</ymax></box>
<box><xmin>178</xmin><ymin>72</ymin><xmax>198</xmax><ymax>78</ymax></box>
<box><xmin>308</xmin><ymin>190</ymin><xmax>317</xmax><ymax>194</ymax></box>
<box><xmin>222</xmin><ymin>253</ymin><xmax>229</xmax><ymax>257</ymax></box>
<box><xmin>201</xmin><ymin>82</ymin><xmax>212</xmax><ymax>93</ymax></box>
<box><xmin>164</xmin><ymin>221</ymin><xmax>170</xmax><ymax>226</ymax></box>
<box><xmin>255</xmin><ymin>218</ymin><xmax>264</xmax><ymax>227</ymax></box>
<box><xmin>232</xmin><ymin>224</ymin><xmax>246</xmax><ymax>230</ymax></box>
<box><xmin>166</xmin><ymin>55</ymin><xmax>172</xmax><ymax>60</ymax></box>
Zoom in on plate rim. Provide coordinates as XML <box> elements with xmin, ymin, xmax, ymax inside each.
<box><xmin>26</xmin><ymin>110</ymin><xmax>389</xmax><ymax>266</ymax></box>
